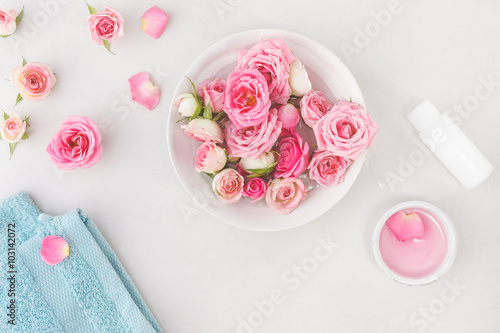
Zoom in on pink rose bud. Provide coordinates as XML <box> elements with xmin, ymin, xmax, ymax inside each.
<box><xmin>141</xmin><ymin>6</ymin><xmax>169</xmax><ymax>39</ymax></box>
<box><xmin>88</xmin><ymin>6</ymin><xmax>124</xmax><ymax>45</ymax></box>
<box><xmin>313</xmin><ymin>100</ymin><xmax>378</xmax><ymax>160</ymax></box>
<box><xmin>40</xmin><ymin>235</ymin><xmax>69</xmax><ymax>266</ymax></box>
<box><xmin>175</xmin><ymin>93</ymin><xmax>200</xmax><ymax>117</ymax></box>
<box><xmin>289</xmin><ymin>58</ymin><xmax>312</xmax><ymax>97</ymax></box>
<box><xmin>47</xmin><ymin>116</ymin><xmax>103</xmax><ymax>170</ymax></box>
<box><xmin>300</xmin><ymin>90</ymin><xmax>333</xmax><ymax>128</ymax></box>
<box><xmin>274</xmin><ymin>129</ymin><xmax>310</xmax><ymax>179</ymax></box>
<box><xmin>266</xmin><ymin>178</ymin><xmax>307</xmax><ymax>215</ymax></box>
<box><xmin>243</xmin><ymin>177</ymin><xmax>267</xmax><ymax>202</ymax></box>
<box><xmin>239</xmin><ymin>152</ymin><xmax>277</xmax><ymax>177</ymax></box>
<box><xmin>308</xmin><ymin>150</ymin><xmax>352</xmax><ymax>186</ymax></box>
<box><xmin>0</xmin><ymin>8</ymin><xmax>17</xmax><ymax>37</ymax></box>
<box><xmin>0</xmin><ymin>113</ymin><xmax>26</xmax><ymax>144</ymax></box>
<box><xmin>212</xmin><ymin>168</ymin><xmax>244</xmax><ymax>204</ymax></box>
<box><xmin>194</xmin><ymin>142</ymin><xmax>227</xmax><ymax>174</ymax></box>
<box><xmin>277</xmin><ymin>103</ymin><xmax>300</xmax><ymax>129</ymax></box>
<box><xmin>128</xmin><ymin>72</ymin><xmax>161</xmax><ymax>111</ymax></box>
<box><xmin>225</xmin><ymin>108</ymin><xmax>282</xmax><ymax>159</ymax></box>
<box><xmin>237</xmin><ymin>38</ymin><xmax>295</xmax><ymax>105</ymax></box>
<box><xmin>197</xmin><ymin>78</ymin><xmax>226</xmax><ymax>113</ymax></box>
<box><xmin>10</xmin><ymin>62</ymin><xmax>57</xmax><ymax>101</ymax></box>
<box><xmin>181</xmin><ymin>118</ymin><xmax>224</xmax><ymax>143</ymax></box>
<box><xmin>224</xmin><ymin>68</ymin><xmax>271</xmax><ymax>129</ymax></box>
<box><xmin>386</xmin><ymin>211</ymin><xmax>425</xmax><ymax>242</ymax></box>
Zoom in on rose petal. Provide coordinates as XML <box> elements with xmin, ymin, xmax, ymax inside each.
<box><xmin>386</xmin><ymin>211</ymin><xmax>425</xmax><ymax>242</ymax></box>
<box><xmin>141</xmin><ymin>6</ymin><xmax>169</xmax><ymax>39</ymax></box>
<box><xmin>40</xmin><ymin>235</ymin><xmax>69</xmax><ymax>266</ymax></box>
<box><xmin>129</xmin><ymin>72</ymin><xmax>161</xmax><ymax>110</ymax></box>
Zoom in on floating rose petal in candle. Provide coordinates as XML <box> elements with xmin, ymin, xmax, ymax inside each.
<box><xmin>141</xmin><ymin>6</ymin><xmax>169</xmax><ymax>39</ymax></box>
<box><xmin>40</xmin><ymin>235</ymin><xmax>69</xmax><ymax>266</ymax></box>
<box><xmin>129</xmin><ymin>72</ymin><xmax>161</xmax><ymax>111</ymax></box>
<box><xmin>386</xmin><ymin>210</ymin><xmax>425</xmax><ymax>242</ymax></box>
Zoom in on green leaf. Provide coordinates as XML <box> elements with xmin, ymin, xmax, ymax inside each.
<box><xmin>349</xmin><ymin>97</ymin><xmax>352</xmax><ymax>102</ymax></box>
<box><xmin>176</xmin><ymin>116</ymin><xmax>190</xmax><ymax>124</ymax></box>
<box><xmin>23</xmin><ymin>115</ymin><xmax>30</xmax><ymax>127</ymax></box>
<box><xmin>246</xmin><ymin>162</ymin><xmax>278</xmax><ymax>177</ymax></box>
<box><xmin>1</xmin><ymin>35</ymin><xmax>10</xmax><ymax>38</ymax></box>
<box><xmin>21</xmin><ymin>56</ymin><xmax>27</xmax><ymax>67</ymax></box>
<box><xmin>204</xmin><ymin>172</ymin><xmax>216</xmax><ymax>179</ymax></box>
<box><xmin>14</xmin><ymin>93</ymin><xmax>23</xmax><ymax>107</ymax></box>
<box><xmin>184</xmin><ymin>76</ymin><xmax>201</xmax><ymax>103</ymax></box>
<box><xmin>102</xmin><ymin>40</ymin><xmax>115</xmax><ymax>54</ymax></box>
<box><xmin>189</xmin><ymin>100</ymin><xmax>202</xmax><ymax>122</ymax></box>
<box><xmin>213</xmin><ymin>111</ymin><xmax>226</xmax><ymax>122</ymax></box>
<box><xmin>85</xmin><ymin>1</ymin><xmax>99</xmax><ymax>15</ymax></box>
<box><xmin>9</xmin><ymin>143</ymin><xmax>17</xmax><ymax>160</ymax></box>
<box><xmin>21</xmin><ymin>133</ymin><xmax>29</xmax><ymax>140</ymax></box>
<box><xmin>203</xmin><ymin>103</ymin><xmax>212</xmax><ymax>119</ymax></box>
<box><xmin>3</xmin><ymin>111</ymin><xmax>9</xmax><ymax>121</ymax></box>
<box><xmin>15</xmin><ymin>6</ymin><xmax>24</xmax><ymax>24</ymax></box>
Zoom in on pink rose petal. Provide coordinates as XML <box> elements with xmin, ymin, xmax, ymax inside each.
<box><xmin>141</xmin><ymin>6</ymin><xmax>169</xmax><ymax>39</ymax></box>
<box><xmin>386</xmin><ymin>211</ymin><xmax>425</xmax><ymax>242</ymax></box>
<box><xmin>40</xmin><ymin>235</ymin><xmax>69</xmax><ymax>266</ymax></box>
<box><xmin>129</xmin><ymin>72</ymin><xmax>161</xmax><ymax>111</ymax></box>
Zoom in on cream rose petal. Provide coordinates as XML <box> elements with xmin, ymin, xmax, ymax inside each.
<box><xmin>128</xmin><ymin>72</ymin><xmax>161</xmax><ymax>111</ymax></box>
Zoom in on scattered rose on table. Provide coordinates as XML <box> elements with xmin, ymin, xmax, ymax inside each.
<box><xmin>0</xmin><ymin>6</ymin><xmax>23</xmax><ymax>37</ymax></box>
<box><xmin>47</xmin><ymin>116</ymin><xmax>103</xmax><ymax>170</ymax></box>
<box><xmin>0</xmin><ymin>112</ymin><xmax>30</xmax><ymax>159</ymax></box>
<box><xmin>11</xmin><ymin>59</ymin><xmax>57</xmax><ymax>105</ymax></box>
<box><xmin>141</xmin><ymin>6</ymin><xmax>169</xmax><ymax>39</ymax></box>
<box><xmin>128</xmin><ymin>72</ymin><xmax>161</xmax><ymax>110</ymax></box>
<box><xmin>86</xmin><ymin>2</ymin><xmax>124</xmax><ymax>53</ymax></box>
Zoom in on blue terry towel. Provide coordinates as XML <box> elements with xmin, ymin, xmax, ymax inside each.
<box><xmin>0</xmin><ymin>192</ymin><xmax>163</xmax><ymax>333</ymax></box>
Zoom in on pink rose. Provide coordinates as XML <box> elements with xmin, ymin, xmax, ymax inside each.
<box><xmin>224</xmin><ymin>68</ymin><xmax>271</xmax><ymax>129</ymax></box>
<box><xmin>0</xmin><ymin>8</ymin><xmax>16</xmax><ymax>37</ymax></box>
<box><xmin>194</xmin><ymin>142</ymin><xmax>227</xmax><ymax>174</ymax></box>
<box><xmin>0</xmin><ymin>113</ymin><xmax>26</xmax><ymax>143</ymax></box>
<box><xmin>181</xmin><ymin>118</ymin><xmax>224</xmax><ymax>143</ymax></box>
<box><xmin>266</xmin><ymin>178</ymin><xmax>307</xmax><ymax>215</ymax></box>
<box><xmin>300</xmin><ymin>90</ymin><xmax>333</xmax><ymax>128</ymax></box>
<box><xmin>225</xmin><ymin>108</ymin><xmax>282</xmax><ymax>159</ymax></box>
<box><xmin>212</xmin><ymin>168</ymin><xmax>244</xmax><ymax>204</ymax></box>
<box><xmin>47</xmin><ymin>116</ymin><xmax>103</xmax><ymax>170</ymax></box>
<box><xmin>277</xmin><ymin>104</ymin><xmax>300</xmax><ymax>129</ymax></box>
<box><xmin>243</xmin><ymin>178</ymin><xmax>267</xmax><ymax>202</ymax></box>
<box><xmin>308</xmin><ymin>151</ymin><xmax>351</xmax><ymax>186</ymax></box>
<box><xmin>198</xmin><ymin>78</ymin><xmax>226</xmax><ymax>113</ymax></box>
<box><xmin>313</xmin><ymin>100</ymin><xmax>378</xmax><ymax>159</ymax></box>
<box><xmin>10</xmin><ymin>62</ymin><xmax>57</xmax><ymax>101</ymax></box>
<box><xmin>237</xmin><ymin>38</ymin><xmax>295</xmax><ymax>104</ymax></box>
<box><xmin>88</xmin><ymin>6</ymin><xmax>124</xmax><ymax>45</ymax></box>
<box><xmin>274</xmin><ymin>129</ymin><xmax>310</xmax><ymax>179</ymax></box>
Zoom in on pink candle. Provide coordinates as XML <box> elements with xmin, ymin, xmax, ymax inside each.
<box><xmin>373</xmin><ymin>201</ymin><xmax>457</xmax><ymax>285</ymax></box>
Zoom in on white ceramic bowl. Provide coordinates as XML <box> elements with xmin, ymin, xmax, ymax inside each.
<box><xmin>167</xmin><ymin>29</ymin><xmax>367</xmax><ymax>231</ymax></box>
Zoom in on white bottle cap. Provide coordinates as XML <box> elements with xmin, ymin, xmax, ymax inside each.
<box><xmin>408</xmin><ymin>100</ymin><xmax>441</xmax><ymax>132</ymax></box>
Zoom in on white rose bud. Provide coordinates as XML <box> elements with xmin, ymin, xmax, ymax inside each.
<box><xmin>288</xmin><ymin>58</ymin><xmax>312</xmax><ymax>97</ymax></box>
<box><xmin>180</xmin><ymin>118</ymin><xmax>224</xmax><ymax>143</ymax></box>
<box><xmin>239</xmin><ymin>152</ymin><xmax>277</xmax><ymax>176</ymax></box>
<box><xmin>175</xmin><ymin>93</ymin><xmax>200</xmax><ymax>117</ymax></box>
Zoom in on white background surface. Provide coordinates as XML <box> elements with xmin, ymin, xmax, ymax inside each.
<box><xmin>1</xmin><ymin>0</ymin><xmax>499</xmax><ymax>332</ymax></box>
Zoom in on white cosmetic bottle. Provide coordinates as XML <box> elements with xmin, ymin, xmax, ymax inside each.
<box><xmin>408</xmin><ymin>100</ymin><xmax>494</xmax><ymax>190</ymax></box>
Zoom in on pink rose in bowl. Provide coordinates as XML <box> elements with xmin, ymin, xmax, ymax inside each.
<box><xmin>181</xmin><ymin>118</ymin><xmax>224</xmax><ymax>143</ymax></box>
<box><xmin>313</xmin><ymin>100</ymin><xmax>378</xmax><ymax>160</ymax></box>
<box><xmin>243</xmin><ymin>177</ymin><xmax>267</xmax><ymax>202</ymax></box>
<box><xmin>237</xmin><ymin>38</ymin><xmax>295</xmax><ymax>104</ymax></box>
<box><xmin>10</xmin><ymin>63</ymin><xmax>57</xmax><ymax>101</ymax></box>
<box><xmin>0</xmin><ymin>113</ymin><xmax>26</xmax><ymax>143</ymax></box>
<box><xmin>212</xmin><ymin>168</ymin><xmax>244</xmax><ymax>204</ymax></box>
<box><xmin>277</xmin><ymin>104</ymin><xmax>300</xmax><ymax>129</ymax></box>
<box><xmin>0</xmin><ymin>8</ymin><xmax>16</xmax><ymax>37</ymax></box>
<box><xmin>46</xmin><ymin>116</ymin><xmax>103</xmax><ymax>170</ymax></box>
<box><xmin>266</xmin><ymin>178</ymin><xmax>307</xmax><ymax>215</ymax></box>
<box><xmin>300</xmin><ymin>90</ymin><xmax>333</xmax><ymax>128</ymax></box>
<box><xmin>225</xmin><ymin>108</ymin><xmax>282</xmax><ymax>159</ymax></box>
<box><xmin>194</xmin><ymin>142</ymin><xmax>227</xmax><ymax>174</ymax></box>
<box><xmin>88</xmin><ymin>6</ymin><xmax>124</xmax><ymax>45</ymax></box>
<box><xmin>224</xmin><ymin>68</ymin><xmax>271</xmax><ymax>129</ymax></box>
<box><xmin>308</xmin><ymin>150</ymin><xmax>352</xmax><ymax>186</ymax></box>
<box><xmin>274</xmin><ymin>129</ymin><xmax>310</xmax><ymax>179</ymax></box>
<box><xmin>198</xmin><ymin>78</ymin><xmax>226</xmax><ymax>113</ymax></box>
